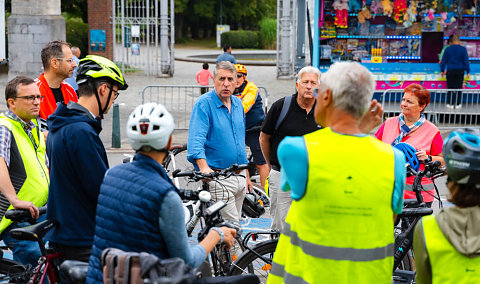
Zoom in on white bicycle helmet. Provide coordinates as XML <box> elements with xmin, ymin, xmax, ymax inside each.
<box><xmin>126</xmin><ymin>103</ymin><xmax>175</xmax><ymax>151</ymax></box>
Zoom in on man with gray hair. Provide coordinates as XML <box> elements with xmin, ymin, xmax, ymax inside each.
<box><xmin>187</xmin><ymin>61</ymin><xmax>249</xmax><ymax>225</ymax></box>
<box><xmin>268</xmin><ymin>62</ymin><xmax>405</xmax><ymax>283</ymax></box>
<box><xmin>260</xmin><ymin>66</ymin><xmax>322</xmax><ymax>232</ymax></box>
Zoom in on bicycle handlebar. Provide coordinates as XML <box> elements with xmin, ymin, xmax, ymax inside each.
<box><xmin>407</xmin><ymin>159</ymin><xmax>445</xmax><ymax>205</ymax></box>
<box><xmin>173</xmin><ymin>164</ymin><xmax>250</xmax><ymax>182</ymax></box>
<box><xmin>5</xmin><ymin>206</ymin><xmax>47</xmax><ymax>223</ymax></box>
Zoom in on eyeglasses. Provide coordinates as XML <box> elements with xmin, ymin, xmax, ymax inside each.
<box><xmin>237</xmin><ymin>74</ymin><xmax>244</xmax><ymax>78</ymax></box>
<box><xmin>15</xmin><ymin>95</ymin><xmax>44</xmax><ymax>102</ymax></box>
<box><xmin>107</xmin><ymin>86</ymin><xmax>120</xmax><ymax>100</ymax></box>
<box><xmin>55</xmin><ymin>58</ymin><xmax>75</xmax><ymax>64</ymax></box>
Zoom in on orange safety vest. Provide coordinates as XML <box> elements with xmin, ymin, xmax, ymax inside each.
<box><xmin>35</xmin><ymin>73</ymin><xmax>78</xmax><ymax>120</ymax></box>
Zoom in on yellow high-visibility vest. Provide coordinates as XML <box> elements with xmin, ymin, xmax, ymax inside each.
<box><xmin>269</xmin><ymin>127</ymin><xmax>395</xmax><ymax>283</ymax></box>
<box><xmin>0</xmin><ymin>115</ymin><xmax>49</xmax><ymax>233</ymax></box>
<box><xmin>423</xmin><ymin>215</ymin><xmax>480</xmax><ymax>284</ymax></box>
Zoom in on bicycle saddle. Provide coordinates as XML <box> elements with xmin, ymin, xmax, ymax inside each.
<box><xmin>59</xmin><ymin>260</ymin><xmax>88</xmax><ymax>284</ymax></box>
<box><xmin>9</xmin><ymin>219</ymin><xmax>55</xmax><ymax>241</ymax></box>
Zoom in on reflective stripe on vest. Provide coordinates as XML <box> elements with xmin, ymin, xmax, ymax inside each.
<box><xmin>423</xmin><ymin>215</ymin><xmax>480</xmax><ymax>284</ymax></box>
<box><xmin>0</xmin><ymin>115</ymin><xmax>49</xmax><ymax>233</ymax></box>
<box><xmin>282</xmin><ymin>223</ymin><xmax>394</xmax><ymax>261</ymax></box>
<box><xmin>268</xmin><ymin>127</ymin><xmax>395</xmax><ymax>284</ymax></box>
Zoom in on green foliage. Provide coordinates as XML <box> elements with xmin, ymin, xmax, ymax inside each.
<box><xmin>61</xmin><ymin>0</ymin><xmax>88</xmax><ymax>23</ymax></box>
<box><xmin>259</xmin><ymin>18</ymin><xmax>276</xmax><ymax>49</ymax></box>
<box><xmin>221</xmin><ymin>30</ymin><xmax>259</xmax><ymax>49</ymax></box>
<box><xmin>65</xmin><ymin>18</ymin><xmax>88</xmax><ymax>59</ymax></box>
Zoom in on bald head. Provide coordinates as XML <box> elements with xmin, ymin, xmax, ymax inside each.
<box><xmin>71</xmin><ymin>47</ymin><xmax>81</xmax><ymax>58</ymax></box>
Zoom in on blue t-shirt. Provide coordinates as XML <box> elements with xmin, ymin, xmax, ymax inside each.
<box><xmin>440</xmin><ymin>44</ymin><xmax>470</xmax><ymax>73</ymax></box>
<box><xmin>216</xmin><ymin>52</ymin><xmax>237</xmax><ymax>64</ymax></box>
<box><xmin>278</xmin><ymin>134</ymin><xmax>406</xmax><ymax>214</ymax></box>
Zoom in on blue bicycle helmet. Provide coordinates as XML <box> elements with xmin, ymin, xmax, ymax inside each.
<box><xmin>394</xmin><ymin>142</ymin><xmax>420</xmax><ymax>172</ymax></box>
<box><xmin>443</xmin><ymin>128</ymin><xmax>480</xmax><ymax>188</ymax></box>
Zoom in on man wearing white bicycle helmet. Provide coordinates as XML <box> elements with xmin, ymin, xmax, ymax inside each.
<box><xmin>46</xmin><ymin>55</ymin><xmax>127</xmax><ymax>262</ymax></box>
<box><xmin>86</xmin><ymin>103</ymin><xmax>236</xmax><ymax>283</ymax></box>
<box><xmin>414</xmin><ymin>128</ymin><xmax>480</xmax><ymax>284</ymax></box>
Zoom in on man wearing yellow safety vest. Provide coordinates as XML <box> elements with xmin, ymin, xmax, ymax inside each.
<box><xmin>0</xmin><ymin>76</ymin><xmax>49</xmax><ymax>266</ymax></box>
<box><xmin>268</xmin><ymin>62</ymin><xmax>406</xmax><ymax>283</ymax></box>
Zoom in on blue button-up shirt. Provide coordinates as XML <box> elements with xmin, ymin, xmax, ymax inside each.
<box><xmin>187</xmin><ymin>90</ymin><xmax>248</xmax><ymax>170</ymax></box>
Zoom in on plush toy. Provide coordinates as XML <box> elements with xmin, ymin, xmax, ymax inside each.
<box><xmin>381</xmin><ymin>0</ymin><xmax>393</xmax><ymax>17</ymax></box>
<box><xmin>333</xmin><ymin>0</ymin><xmax>349</xmax><ymax>28</ymax></box>
<box><xmin>403</xmin><ymin>0</ymin><xmax>418</xmax><ymax>27</ymax></box>
<box><xmin>440</xmin><ymin>11</ymin><xmax>456</xmax><ymax>27</ymax></box>
<box><xmin>370</xmin><ymin>0</ymin><xmax>384</xmax><ymax>14</ymax></box>
<box><xmin>358</xmin><ymin>7</ymin><xmax>372</xmax><ymax>23</ymax></box>
<box><xmin>349</xmin><ymin>0</ymin><xmax>363</xmax><ymax>11</ymax></box>
<box><xmin>393</xmin><ymin>0</ymin><xmax>407</xmax><ymax>23</ymax></box>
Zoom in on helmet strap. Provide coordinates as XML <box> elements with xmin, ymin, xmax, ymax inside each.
<box><xmin>90</xmin><ymin>80</ymin><xmax>104</xmax><ymax>119</ymax></box>
<box><xmin>101</xmin><ymin>82</ymin><xmax>115</xmax><ymax>118</ymax></box>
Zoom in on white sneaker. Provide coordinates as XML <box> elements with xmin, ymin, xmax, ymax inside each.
<box><xmin>455</xmin><ymin>104</ymin><xmax>462</xmax><ymax>109</ymax></box>
<box><xmin>446</xmin><ymin>104</ymin><xmax>454</xmax><ymax>109</ymax></box>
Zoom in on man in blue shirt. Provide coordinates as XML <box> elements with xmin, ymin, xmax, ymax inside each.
<box><xmin>216</xmin><ymin>44</ymin><xmax>237</xmax><ymax>64</ymax></box>
<box><xmin>440</xmin><ymin>35</ymin><xmax>470</xmax><ymax>108</ymax></box>
<box><xmin>187</xmin><ymin>61</ymin><xmax>249</xmax><ymax>224</ymax></box>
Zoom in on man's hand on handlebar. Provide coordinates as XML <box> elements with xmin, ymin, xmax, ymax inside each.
<box><xmin>11</xmin><ymin>198</ymin><xmax>39</xmax><ymax>219</ymax></box>
<box><xmin>219</xmin><ymin>226</ymin><xmax>237</xmax><ymax>249</ymax></box>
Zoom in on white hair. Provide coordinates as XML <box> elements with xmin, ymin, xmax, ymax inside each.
<box><xmin>321</xmin><ymin>62</ymin><xmax>375</xmax><ymax>119</ymax></box>
<box><xmin>296</xmin><ymin>66</ymin><xmax>321</xmax><ymax>83</ymax></box>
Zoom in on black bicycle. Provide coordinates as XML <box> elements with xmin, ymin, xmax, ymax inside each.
<box><xmin>0</xmin><ymin>207</ymin><xmax>88</xmax><ymax>283</ymax></box>
<box><xmin>173</xmin><ymin>164</ymin><xmax>252</xmax><ymax>277</ymax></box>
<box><xmin>393</xmin><ymin>158</ymin><xmax>445</xmax><ymax>284</ymax></box>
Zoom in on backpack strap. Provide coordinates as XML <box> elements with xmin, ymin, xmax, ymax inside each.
<box><xmin>274</xmin><ymin>95</ymin><xmax>293</xmax><ymax>131</ymax></box>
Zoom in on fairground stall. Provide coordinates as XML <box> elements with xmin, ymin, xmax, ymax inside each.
<box><xmin>312</xmin><ymin>0</ymin><xmax>480</xmax><ymax>90</ymax></box>
<box><xmin>311</xmin><ymin>0</ymin><xmax>480</xmax><ymax>127</ymax></box>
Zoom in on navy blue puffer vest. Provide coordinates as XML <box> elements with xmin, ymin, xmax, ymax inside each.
<box><xmin>86</xmin><ymin>153</ymin><xmax>175</xmax><ymax>283</ymax></box>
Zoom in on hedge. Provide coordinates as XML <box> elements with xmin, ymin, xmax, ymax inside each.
<box><xmin>221</xmin><ymin>30</ymin><xmax>259</xmax><ymax>49</ymax></box>
<box><xmin>259</xmin><ymin>18</ymin><xmax>276</xmax><ymax>49</ymax></box>
<box><xmin>66</xmin><ymin>18</ymin><xmax>88</xmax><ymax>58</ymax></box>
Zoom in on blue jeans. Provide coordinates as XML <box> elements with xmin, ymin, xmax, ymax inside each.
<box><xmin>1</xmin><ymin>214</ymin><xmax>46</xmax><ymax>267</ymax></box>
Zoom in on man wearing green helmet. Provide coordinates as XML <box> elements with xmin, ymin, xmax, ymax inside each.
<box><xmin>45</xmin><ymin>55</ymin><xmax>127</xmax><ymax>261</ymax></box>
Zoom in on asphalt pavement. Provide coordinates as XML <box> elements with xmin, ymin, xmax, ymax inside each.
<box><xmin>0</xmin><ymin>47</ymin><xmax>452</xmax><ymax>212</ymax></box>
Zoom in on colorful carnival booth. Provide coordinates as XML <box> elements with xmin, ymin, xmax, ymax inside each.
<box><xmin>312</xmin><ymin>0</ymin><xmax>480</xmax><ymax>90</ymax></box>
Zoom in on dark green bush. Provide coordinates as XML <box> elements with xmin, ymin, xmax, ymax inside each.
<box><xmin>66</xmin><ymin>18</ymin><xmax>88</xmax><ymax>58</ymax></box>
<box><xmin>259</xmin><ymin>18</ymin><xmax>276</xmax><ymax>49</ymax></box>
<box><xmin>221</xmin><ymin>30</ymin><xmax>259</xmax><ymax>49</ymax></box>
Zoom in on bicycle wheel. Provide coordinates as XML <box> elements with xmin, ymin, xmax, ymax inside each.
<box><xmin>163</xmin><ymin>145</ymin><xmax>200</xmax><ymax>190</ymax></box>
<box><xmin>0</xmin><ymin>259</ymin><xmax>28</xmax><ymax>283</ymax></box>
<box><xmin>211</xmin><ymin>235</ymin><xmax>246</xmax><ymax>276</ymax></box>
<box><xmin>229</xmin><ymin>239</ymin><xmax>277</xmax><ymax>283</ymax></box>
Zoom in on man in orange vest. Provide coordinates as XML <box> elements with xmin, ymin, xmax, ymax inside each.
<box><xmin>35</xmin><ymin>41</ymin><xmax>78</xmax><ymax>124</ymax></box>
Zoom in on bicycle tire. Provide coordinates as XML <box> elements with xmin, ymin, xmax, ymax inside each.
<box><xmin>163</xmin><ymin>144</ymin><xmax>201</xmax><ymax>190</ymax></box>
<box><xmin>229</xmin><ymin>239</ymin><xmax>278</xmax><ymax>282</ymax></box>
<box><xmin>0</xmin><ymin>259</ymin><xmax>28</xmax><ymax>283</ymax></box>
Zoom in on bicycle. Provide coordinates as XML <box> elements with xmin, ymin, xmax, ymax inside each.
<box><xmin>163</xmin><ymin>144</ymin><xmax>270</xmax><ymax>208</ymax></box>
<box><xmin>0</xmin><ymin>207</ymin><xmax>88</xmax><ymax>283</ymax></box>
<box><xmin>173</xmin><ymin>164</ymin><xmax>255</xmax><ymax>275</ymax></box>
<box><xmin>393</xmin><ymin>158</ymin><xmax>446</xmax><ymax>284</ymax></box>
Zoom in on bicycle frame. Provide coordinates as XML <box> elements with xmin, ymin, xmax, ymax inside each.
<box><xmin>31</xmin><ymin>252</ymin><xmax>63</xmax><ymax>284</ymax></box>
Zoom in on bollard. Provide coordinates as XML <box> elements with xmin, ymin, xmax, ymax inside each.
<box><xmin>112</xmin><ymin>103</ymin><xmax>121</xmax><ymax>148</ymax></box>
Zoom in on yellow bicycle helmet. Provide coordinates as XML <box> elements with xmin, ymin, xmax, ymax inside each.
<box><xmin>76</xmin><ymin>55</ymin><xmax>128</xmax><ymax>90</ymax></box>
<box><xmin>235</xmin><ymin>64</ymin><xmax>247</xmax><ymax>76</ymax></box>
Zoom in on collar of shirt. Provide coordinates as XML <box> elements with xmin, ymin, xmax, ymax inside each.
<box><xmin>5</xmin><ymin>110</ymin><xmax>37</xmax><ymax>133</ymax></box>
<box><xmin>212</xmin><ymin>91</ymin><xmax>240</xmax><ymax>110</ymax></box>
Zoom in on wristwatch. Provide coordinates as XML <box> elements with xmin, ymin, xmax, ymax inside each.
<box><xmin>211</xmin><ymin>227</ymin><xmax>224</xmax><ymax>243</ymax></box>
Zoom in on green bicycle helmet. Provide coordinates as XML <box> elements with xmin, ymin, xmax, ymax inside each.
<box><xmin>76</xmin><ymin>55</ymin><xmax>128</xmax><ymax>90</ymax></box>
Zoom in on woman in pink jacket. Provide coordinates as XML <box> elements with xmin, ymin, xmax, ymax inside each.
<box><xmin>375</xmin><ymin>84</ymin><xmax>444</xmax><ymax>206</ymax></box>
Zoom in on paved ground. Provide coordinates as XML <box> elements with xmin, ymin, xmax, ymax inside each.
<box><xmin>0</xmin><ymin>46</ymin><xmax>451</xmax><ymax>209</ymax></box>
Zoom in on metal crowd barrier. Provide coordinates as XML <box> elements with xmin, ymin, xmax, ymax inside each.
<box><xmin>380</xmin><ymin>89</ymin><xmax>480</xmax><ymax>129</ymax></box>
<box><xmin>141</xmin><ymin>85</ymin><xmax>270</xmax><ymax>130</ymax></box>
